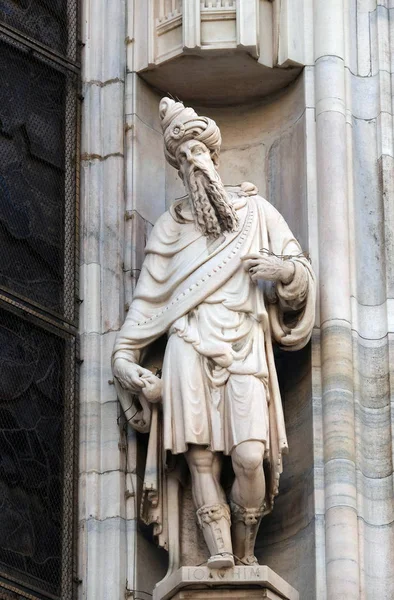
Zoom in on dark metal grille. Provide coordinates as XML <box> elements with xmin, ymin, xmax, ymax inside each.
<box><xmin>0</xmin><ymin>1</ymin><xmax>80</xmax><ymax>599</ymax></box>
<box><xmin>0</xmin><ymin>303</ymin><xmax>77</xmax><ymax>599</ymax></box>
<box><xmin>0</xmin><ymin>34</ymin><xmax>79</xmax><ymax>325</ymax></box>
<box><xmin>0</xmin><ymin>1</ymin><xmax>78</xmax><ymax>62</ymax></box>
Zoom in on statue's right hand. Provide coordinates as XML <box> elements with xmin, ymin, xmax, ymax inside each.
<box><xmin>113</xmin><ymin>359</ymin><xmax>153</xmax><ymax>394</ymax></box>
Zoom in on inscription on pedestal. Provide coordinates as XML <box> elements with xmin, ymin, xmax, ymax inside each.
<box><xmin>188</xmin><ymin>566</ymin><xmax>266</xmax><ymax>582</ymax></box>
<box><xmin>153</xmin><ymin>566</ymin><xmax>299</xmax><ymax>600</ymax></box>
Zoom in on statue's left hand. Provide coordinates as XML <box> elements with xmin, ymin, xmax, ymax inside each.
<box><xmin>139</xmin><ymin>372</ymin><xmax>163</xmax><ymax>403</ymax></box>
<box><xmin>113</xmin><ymin>359</ymin><xmax>162</xmax><ymax>403</ymax></box>
<box><xmin>242</xmin><ymin>254</ymin><xmax>295</xmax><ymax>284</ymax></box>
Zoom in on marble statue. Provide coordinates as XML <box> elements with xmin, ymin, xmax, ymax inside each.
<box><xmin>112</xmin><ymin>98</ymin><xmax>316</xmax><ymax>572</ymax></box>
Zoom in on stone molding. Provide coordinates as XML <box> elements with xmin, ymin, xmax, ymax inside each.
<box><xmin>153</xmin><ymin>566</ymin><xmax>299</xmax><ymax>600</ymax></box>
<box><xmin>133</xmin><ymin>0</ymin><xmax>307</xmax><ymax>103</ymax></box>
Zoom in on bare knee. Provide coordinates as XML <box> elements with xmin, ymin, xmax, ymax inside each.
<box><xmin>186</xmin><ymin>445</ymin><xmax>215</xmax><ymax>474</ymax></box>
<box><xmin>232</xmin><ymin>441</ymin><xmax>265</xmax><ymax>476</ymax></box>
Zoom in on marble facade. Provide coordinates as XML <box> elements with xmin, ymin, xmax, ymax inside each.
<box><xmin>79</xmin><ymin>2</ymin><xmax>394</xmax><ymax>599</ymax></box>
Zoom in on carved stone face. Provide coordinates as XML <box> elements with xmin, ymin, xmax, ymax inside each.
<box><xmin>174</xmin><ymin>138</ymin><xmax>239</xmax><ymax>239</ymax></box>
<box><xmin>175</xmin><ymin>139</ymin><xmax>218</xmax><ymax>183</ymax></box>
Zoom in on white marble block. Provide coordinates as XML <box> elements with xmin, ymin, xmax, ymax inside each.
<box><xmin>170</xmin><ymin>592</ymin><xmax>288</xmax><ymax>600</ymax></box>
<box><xmin>153</xmin><ymin>566</ymin><xmax>299</xmax><ymax>600</ymax></box>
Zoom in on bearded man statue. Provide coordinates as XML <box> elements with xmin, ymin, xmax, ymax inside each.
<box><xmin>112</xmin><ymin>98</ymin><xmax>316</xmax><ymax>571</ymax></box>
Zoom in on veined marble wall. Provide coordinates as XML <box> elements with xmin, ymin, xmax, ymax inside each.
<box><xmin>78</xmin><ymin>2</ymin><xmax>129</xmax><ymax>599</ymax></box>
<box><xmin>312</xmin><ymin>3</ymin><xmax>394</xmax><ymax>598</ymax></box>
<box><xmin>79</xmin><ymin>1</ymin><xmax>394</xmax><ymax>599</ymax></box>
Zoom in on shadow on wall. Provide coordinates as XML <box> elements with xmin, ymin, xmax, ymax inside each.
<box><xmin>257</xmin><ymin>343</ymin><xmax>315</xmax><ymax>600</ymax></box>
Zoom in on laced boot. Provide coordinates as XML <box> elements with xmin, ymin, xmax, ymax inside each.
<box><xmin>230</xmin><ymin>501</ymin><xmax>265</xmax><ymax>565</ymax></box>
<box><xmin>196</xmin><ymin>503</ymin><xmax>234</xmax><ymax>569</ymax></box>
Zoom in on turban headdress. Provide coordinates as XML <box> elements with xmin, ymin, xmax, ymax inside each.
<box><xmin>159</xmin><ymin>97</ymin><xmax>222</xmax><ymax>169</ymax></box>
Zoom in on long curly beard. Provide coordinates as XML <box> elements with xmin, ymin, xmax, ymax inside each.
<box><xmin>184</xmin><ymin>167</ymin><xmax>239</xmax><ymax>238</ymax></box>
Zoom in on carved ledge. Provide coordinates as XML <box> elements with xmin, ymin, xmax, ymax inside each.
<box><xmin>135</xmin><ymin>0</ymin><xmax>305</xmax><ymax>104</ymax></box>
<box><xmin>153</xmin><ymin>566</ymin><xmax>299</xmax><ymax>600</ymax></box>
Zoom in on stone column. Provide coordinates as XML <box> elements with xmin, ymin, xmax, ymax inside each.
<box><xmin>124</xmin><ymin>0</ymin><xmax>168</xmax><ymax>594</ymax></box>
<box><xmin>78</xmin><ymin>1</ymin><xmax>128</xmax><ymax>599</ymax></box>
<box><xmin>349</xmin><ymin>2</ymin><xmax>394</xmax><ymax>597</ymax></box>
<box><xmin>314</xmin><ymin>2</ymin><xmax>359</xmax><ymax>599</ymax></box>
<box><xmin>183</xmin><ymin>0</ymin><xmax>201</xmax><ymax>50</ymax></box>
<box><xmin>312</xmin><ymin>1</ymin><xmax>394</xmax><ymax>599</ymax></box>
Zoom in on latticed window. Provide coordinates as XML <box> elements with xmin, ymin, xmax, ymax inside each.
<box><xmin>0</xmin><ymin>2</ymin><xmax>80</xmax><ymax>599</ymax></box>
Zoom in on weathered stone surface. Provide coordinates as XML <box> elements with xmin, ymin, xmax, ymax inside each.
<box><xmin>171</xmin><ymin>591</ymin><xmax>284</xmax><ymax>600</ymax></box>
<box><xmin>79</xmin><ymin>1</ymin><xmax>394</xmax><ymax>599</ymax></box>
<box><xmin>153</xmin><ymin>566</ymin><xmax>299</xmax><ymax>600</ymax></box>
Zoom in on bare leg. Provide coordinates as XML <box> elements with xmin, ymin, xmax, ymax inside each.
<box><xmin>186</xmin><ymin>445</ymin><xmax>226</xmax><ymax>507</ymax></box>
<box><xmin>231</xmin><ymin>441</ymin><xmax>266</xmax><ymax>508</ymax></box>
<box><xmin>230</xmin><ymin>441</ymin><xmax>266</xmax><ymax>564</ymax></box>
<box><xmin>185</xmin><ymin>445</ymin><xmax>234</xmax><ymax>568</ymax></box>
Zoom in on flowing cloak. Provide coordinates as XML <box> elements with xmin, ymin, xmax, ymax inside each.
<box><xmin>112</xmin><ymin>185</ymin><xmax>316</xmax><ymax>549</ymax></box>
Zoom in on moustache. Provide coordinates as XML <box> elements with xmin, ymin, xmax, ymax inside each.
<box><xmin>185</xmin><ymin>163</ymin><xmax>217</xmax><ymax>181</ymax></box>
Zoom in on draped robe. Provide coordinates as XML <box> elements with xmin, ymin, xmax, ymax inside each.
<box><xmin>112</xmin><ymin>185</ymin><xmax>316</xmax><ymax>548</ymax></box>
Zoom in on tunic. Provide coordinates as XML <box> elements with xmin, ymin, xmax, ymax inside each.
<box><xmin>163</xmin><ymin>262</ymin><xmax>270</xmax><ymax>455</ymax></box>
<box><xmin>112</xmin><ymin>185</ymin><xmax>316</xmax><ymax>511</ymax></box>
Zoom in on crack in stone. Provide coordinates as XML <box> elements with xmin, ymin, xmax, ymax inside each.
<box><xmin>81</xmin><ymin>515</ymin><xmax>137</xmax><ymax>525</ymax></box>
<box><xmin>81</xmin><ymin>152</ymin><xmax>124</xmax><ymax>162</ymax></box>
<box><xmin>84</xmin><ymin>77</ymin><xmax>124</xmax><ymax>88</ymax></box>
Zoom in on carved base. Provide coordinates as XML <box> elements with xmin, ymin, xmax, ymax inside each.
<box><xmin>170</xmin><ymin>591</ymin><xmax>290</xmax><ymax>600</ymax></box>
<box><xmin>153</xmin><ymin>566</ymin><xmax>299</xmax><ymax>600</ymax></box>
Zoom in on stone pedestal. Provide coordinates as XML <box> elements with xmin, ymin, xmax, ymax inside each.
<box><xmin>153</xmin><ymin>566</ymin><xmax>299</xmax><ymax>600</ymax></box>
<box><xmin>171</xmin><ymin>592</ymin><xmax>290</xmax><ymax>600</ymax></box>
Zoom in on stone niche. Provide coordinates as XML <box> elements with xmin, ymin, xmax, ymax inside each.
<box><xmin>134</xmin><ymin>0</ymin><xmax>308</xmax><ymax>105</ymax></box>
<box><xmin>133</xmin><ymin>72</ymin><xmax>315</xmax><ymax>600</ymax></box>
